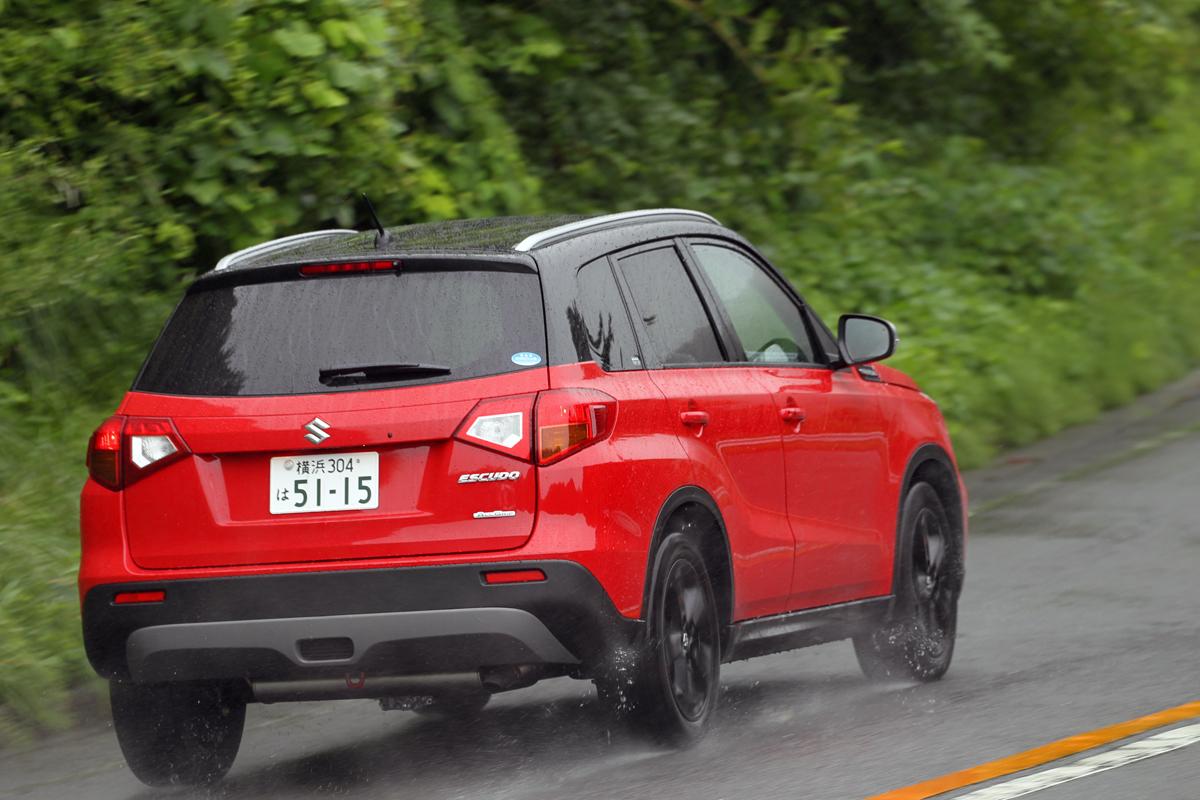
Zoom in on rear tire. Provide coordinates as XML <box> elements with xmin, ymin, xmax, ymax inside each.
<box><xmin>598</xmin><ymin>533</ymin><xmax>721</xmax><ymax>745</ymax></box>
<box><xmin>110</xmin><ymin>680</ymin><xmax>246</xmax><ymax>787</ymax></box>
<box><xmin>854</xmin><ymin>481</ymin><xmax>961</xmax><ymax>682</ymax></box>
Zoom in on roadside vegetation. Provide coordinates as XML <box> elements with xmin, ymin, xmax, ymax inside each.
<box><xmin>1</xmin><ymin>1</ymin><xmax>1198</xmax><ymax>740</ymax></box>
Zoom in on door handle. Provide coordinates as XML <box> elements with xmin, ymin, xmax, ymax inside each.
<box><xmin>779</xmin><ymin>407</ymin><xmax>806</xmax><ymax>424</ymax></box>
<box><xmin>680</xmin><ymin>410</ymin><xmax>710</xmax><ymax>427</ymax></box>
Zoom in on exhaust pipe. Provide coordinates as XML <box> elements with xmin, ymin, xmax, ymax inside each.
<box><xmin>479</xmin><ymin>664</ymin><xmax>542</xmax><ymax>693</ymax></box>
<box><xmin>252</xmin><ymin>672</ymin><xmax>482</xmax><ymax>703</ymax></box>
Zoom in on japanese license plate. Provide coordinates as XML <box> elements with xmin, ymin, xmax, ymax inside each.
<box><xmin>269</xmin><ymin>452</ymin><xmax>379</xmax><ymax>515</ymax></box>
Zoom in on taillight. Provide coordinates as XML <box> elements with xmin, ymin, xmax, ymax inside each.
<box><xmin>299</xmin><ymin>260</ymin><xmax>398</xmax><ymax>276</ymax></box>
<box><xmin>86</xmin><ymin>415</ymin><xmax>190</xmax><ymax>490</ymax></box>
<box><xmin>87</xmin><ymin>416</ymin><xmax>125</xmax><ymax>490</ymax></box>
<box><xmin>535</xmin><ymin>389</ymin><xmax>617</xmax><ymax>465</ymax></box>
<box><xmin>455</xmin><ymin>394</ymin><xmax>536</xmax><ymax>461</ymax></box>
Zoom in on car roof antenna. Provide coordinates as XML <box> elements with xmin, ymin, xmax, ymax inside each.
<box><xmin>361</xmin><ymin>193</ymin><xmax>391</xmax><ymax>248</ymax></box>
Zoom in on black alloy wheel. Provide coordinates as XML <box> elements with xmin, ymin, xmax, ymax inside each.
<box><xmin>662</xmin><ymin>550</ymin><xmax>717</xmax><ymax>721</ymax></box>
<box><xmin>600</xmin><ymin>532</ymin><xmax>720</xmax><ymax>744</ymax></box>
<box><xmin>854</xmin><ymin>481</ymin><xmax>961</xmax><ymax>682</ymax></box>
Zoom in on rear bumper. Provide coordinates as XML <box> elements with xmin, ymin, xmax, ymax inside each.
<box><xmin>83</xmin><ymin>561</ymin><xmax>640</xmax><ymax>684</ymax></box>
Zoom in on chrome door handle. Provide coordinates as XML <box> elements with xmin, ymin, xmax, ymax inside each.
<box><xmin>680</xmin><ymin>410</ymin><xmax>710</xmax><ymax>427</ymax></box>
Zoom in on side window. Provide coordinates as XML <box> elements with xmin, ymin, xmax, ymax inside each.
<box><xmin>568</xmin><ymin>258</ymin><xmax>643</xmax><ymax>370</ymax></box>
<box><xmin>690</xmin><ymin>244</ymin><xmax>817</xmax><ymax>364</ymax></box>
<box><xmin>617</xmin><ymin>246</ymin><xmax>725</xmax><ymax>365</ymax></box>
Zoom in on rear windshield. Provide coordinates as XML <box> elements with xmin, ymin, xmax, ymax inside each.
<box><xmin>135</xmin><ymin>268</ymin><xmax>545</xmax><ymax>396</ymax></box>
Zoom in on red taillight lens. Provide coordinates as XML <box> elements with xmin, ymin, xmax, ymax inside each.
<box><xmin>535</xmin><ymin>388</ymin><xmax>617</xmax><ymax>465</ymax></box>
<box><xmin>86</xmin><ymin>415</ymin><xmax>189</xmax><ymax>490</ymax></box>
<box><xmin>455</xmin><ymin>394</ymin><xmax>536</xmax><ymax>461</ymax></box>
<box><xmin>299</xmin><ymin>260</ymin><xmax>397</xmax><ymax>276</ymax></box>
<box><xmin>87</xmin><ymin>415</ymin><xmax>125</xmax><ymax>490</ymax></box>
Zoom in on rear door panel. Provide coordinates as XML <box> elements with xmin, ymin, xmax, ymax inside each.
<box><xmin>612</xmin><ymin>243</ymin><xmax>794</xmax><ymax>619</ymax></box>
<box><xmin>648</xmin><ymin>367</ymin><xmax>793</xmax><ymax>618</ymax></box>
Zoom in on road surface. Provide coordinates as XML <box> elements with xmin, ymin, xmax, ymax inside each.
<box><xmin>3</xmin><ymin>372</ymin><xmax>1198</xmax><ymax>800</ymax></box>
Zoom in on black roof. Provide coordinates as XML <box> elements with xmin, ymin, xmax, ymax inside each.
<box><xmin>209</xmin><ymin>209</ymin><xmax>727</xmax><ymax>275</ymax></box>
<box><xmin>214</xmin><ymin>214</ymin><xmax>586</xmax><ymax>273</ymax></box>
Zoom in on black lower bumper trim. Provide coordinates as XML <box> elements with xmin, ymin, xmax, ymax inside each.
<box><xmin>83</xmin><ymin>561</ymin><xmax>640</xmax><ymax>682</ymax></box>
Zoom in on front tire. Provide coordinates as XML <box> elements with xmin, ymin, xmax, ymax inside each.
<box><xmin>599</xmin><ymin>533</ymin><xmax>721</xmax><ymax>744</ymax></box>
<box><xmin>110</xmin><ymin>680</ymin><xmax>246</xmax><ymax>787</ymax></box>
<box><xmin>854</xmin><ymin>481</ymin><xmax>962</xmax><ymax>682</ymax></box>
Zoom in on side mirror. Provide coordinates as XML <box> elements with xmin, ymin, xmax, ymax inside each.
<box><xmin>837</xmin><ymin>314</ymin><xmax>897</xmax><ymax>366</ymax></box>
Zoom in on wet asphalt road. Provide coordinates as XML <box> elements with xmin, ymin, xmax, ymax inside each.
<box><xmin>3</xmin><ymin>373</ymin><xmax>1199</xmax><ymax>800</ymax></box>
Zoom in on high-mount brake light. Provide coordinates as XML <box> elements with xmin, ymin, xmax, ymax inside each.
<box><xmin>299</xmin><ymin>260</ymin><xmax>398</xmax><ymax>277</ymax></box>
<box><xmin>455</xmin><ymin>395</ymin><xmax>536</xmax><ymax>461</ymax></box>
<box><xmin>86</xmin><ymin>416</ymin><xmax>190</xmax><ymax>490</ymax></box>
<box><xmin>536</xmin><ymin>389</ymin><xmax>618</xmax><ymax>465</ymax></box>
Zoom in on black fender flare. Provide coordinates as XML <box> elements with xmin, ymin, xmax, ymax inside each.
<box><xmin>639</xmin><ymin>486</ymin><xmax>734</xmax><ymax>629</ymax></box>
<box><xmin>889</xmin><ymin>443</ymin><xmax>963</xmax><ymax>599</ymax></box>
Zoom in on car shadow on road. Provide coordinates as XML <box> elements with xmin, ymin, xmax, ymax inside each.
<box><xmin>130</xmin><ymin>691</ymin><xmax>637</xmax><ymax>800</ymax></box>
<box><xmin>127</xmin><ymin>672</ymin><xmax>881</xmax><ymax>799</ymax></box>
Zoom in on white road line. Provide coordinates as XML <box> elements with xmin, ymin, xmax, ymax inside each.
<box><xmin>954</xmin><ymin>722</ymin><xmax>1200</xmax><ymax>800</ymax></box>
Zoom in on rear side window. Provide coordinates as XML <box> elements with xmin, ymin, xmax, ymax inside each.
<box><xmin>568</xmin><ymin>258</ymin><xmax>642</xmax><ymax>371</ymax></box>
<box><xmin>617</xmin><ymin>247</ymin><xmax>724</xmax><ymax>365</ymax></box>
<box><xmin>136</xmin><ymin>268</ymin><xmax>545</xmax><ymax>396</ymax></box>
<box><xmin>690</xmin><ymin>244</ymin><xmax>817</xmax><ymax>364</ymax></box>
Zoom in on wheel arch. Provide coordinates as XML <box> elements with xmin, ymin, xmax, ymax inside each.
<box><xmin>893</xmin><ymin>443</ymin><xmax>965</xmax><ymax>595</ymax></box>
<box><xmin>641</xmin><ymin>487</ymin><xmax>734</xmax><ymax>638</ymax></box>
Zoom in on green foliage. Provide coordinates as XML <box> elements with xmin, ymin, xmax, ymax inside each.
<box><xmin>1</xmin><ymin>0</ymin><xmax>1198</xmax><ymax>737</ymax></box>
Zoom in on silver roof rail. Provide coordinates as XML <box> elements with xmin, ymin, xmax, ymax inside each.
<box><xmin>513</xmin><ymin>208</ymin><xmax>720</xmax><ymax>252</ymax></box>
<box><xmin>214</xmin><ymin>229</ymin><xmax>360</xmax><ymax>271</ymax></box>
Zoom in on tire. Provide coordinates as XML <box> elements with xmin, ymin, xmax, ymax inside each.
<box><xmin>598</xmin><ymin>532</ymin><xmax>721</xmax><ymax>745</ymax></box>
<box><xmin>412</xmin><ymin>690</ymin><xmax>491</xmax><ymax>718</ymax></box>
<box><xmin>110</xmin><ymin>680</ymin><xmax>246</xmax><ymax>787</ymax></box>
<box><xmin>854</xmin><ymin>481</ymin><xmax>962</xmax><ymax>682</ymax></box>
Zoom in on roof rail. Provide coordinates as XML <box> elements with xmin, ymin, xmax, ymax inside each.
<box><xmin>214</xmin><ymin>229</ymin><xmax>360</xmax><ymax>271</ymax></box>
<box><xmin>512</xmin><ymin>208</ymin><xmax>720</xmax><ymax>252</ymax></box>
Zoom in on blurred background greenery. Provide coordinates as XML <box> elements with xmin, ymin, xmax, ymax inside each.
<box><xmin>1</xmin><ymin>0</ymin><xmax>1198</xmax><ymax>741</ymax></box>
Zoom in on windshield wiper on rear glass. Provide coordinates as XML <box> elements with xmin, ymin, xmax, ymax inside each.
<box><xmin>318</xmin><ymin>363</ymin><xmax>452</xmax><ymax>387</ymax></box>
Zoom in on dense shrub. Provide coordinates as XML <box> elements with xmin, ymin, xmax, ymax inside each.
<box><xmin>0</xmin><ymin>0</ymin><xmax>1197</xmax><ymax>737</ymax></box>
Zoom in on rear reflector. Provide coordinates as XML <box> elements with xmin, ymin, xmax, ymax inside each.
<box><xmin>482</xmin><ymin>569</ymin><xmax>547</xmax><ymax>585</ymax></box>
<box><xmin>299</xmin><ymin>260</ymin><xmax>397</xmax><ymax>276</ymax></box>
<box><xmin>113</xmin><ymin>590</ymin><xmax>165</xmax><ymax>605</ymax></box>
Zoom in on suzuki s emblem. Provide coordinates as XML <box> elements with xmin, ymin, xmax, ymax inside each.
<box><xmin>303</xmin><ymin>417</ymin><xmax>331</xmax><ymax>444</ymax></box>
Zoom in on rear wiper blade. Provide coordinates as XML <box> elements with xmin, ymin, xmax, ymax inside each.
<box><xmin>318</xmin><ymin>363</ymin><xmax>451</xmax><ymax>386</ymax></box>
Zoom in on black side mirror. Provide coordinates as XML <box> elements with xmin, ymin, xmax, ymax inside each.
<box><xmin>837</xmin><ymin>314</ymin><xmax>897</xmax><ymax>367</ymax></box>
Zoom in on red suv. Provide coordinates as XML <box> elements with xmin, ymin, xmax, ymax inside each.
<box><xmin>81</xmin><ymin>209</ymin><xmax>966</xmax><ymax>785</ymax></box>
